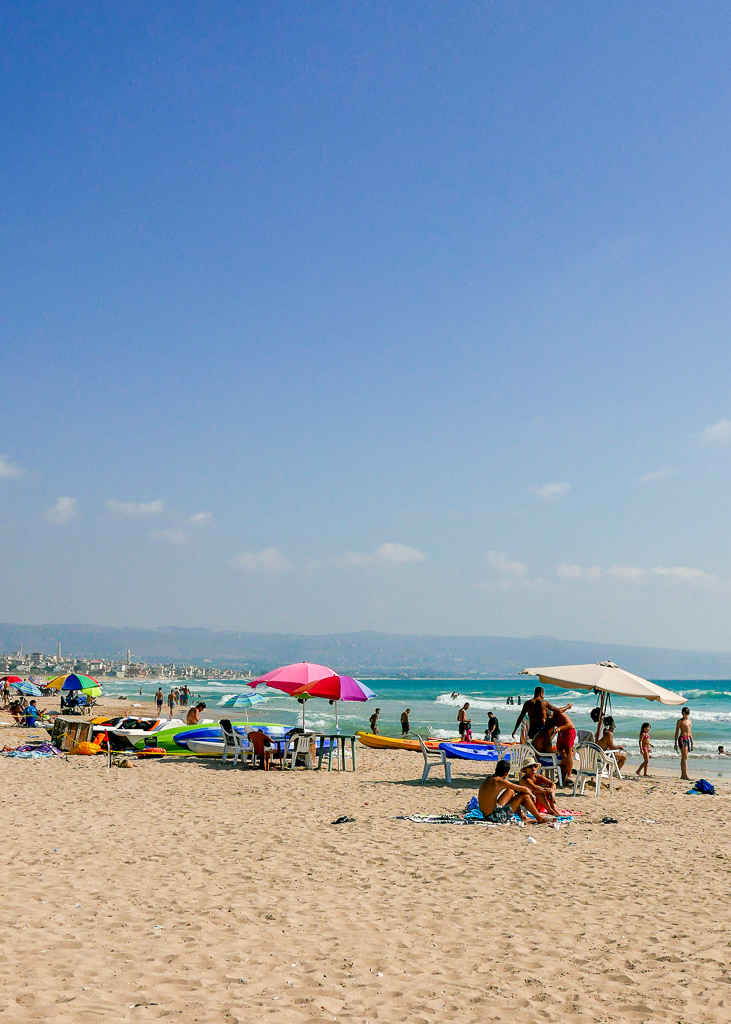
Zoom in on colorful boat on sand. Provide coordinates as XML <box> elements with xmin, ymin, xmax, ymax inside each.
<box><xmin>438</xmin><ymin>741</ymin><xmax>508</xmax><ymax>762</ymax></box>
<box><xmin>138</xmin><ymin>721</ymin><xmax>289</xmax><ymax>755</ymax></box>
<box><xmin>356</xmin><ymin>732</ymin><xmax>514</xmax><ymax>754</ymax></box>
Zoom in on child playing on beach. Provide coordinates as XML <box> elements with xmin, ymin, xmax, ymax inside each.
<box><xmin>477</xmin><ymin>759</ymin><xmax>552</xmax><ymax>824</ymax></box>
<box><xmin>674</xmin><ymin>706</ymin><xmax>693</xmax><ymax>781</ymax></box>
<box><xmin>636</xmin><ymin>722</ymin><xmax>653</xmax><ymax>776</ymax></box>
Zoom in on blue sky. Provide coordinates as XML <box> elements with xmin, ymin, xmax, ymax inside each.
<box><xmin>2</xmin><ymin>1</ymin><xmax>731</xmax><ymax>648</ymax></box>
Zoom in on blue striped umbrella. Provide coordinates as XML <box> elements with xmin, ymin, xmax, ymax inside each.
<box><xmin>11</xmin><ymin>680</ymin><xmax>43</xmax><ymax>697</ymax></box>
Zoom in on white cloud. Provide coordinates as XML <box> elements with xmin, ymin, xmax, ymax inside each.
<box><xmin>556</xmin><ymin>563</ymin><xmax>601</xmax><ymax>580</ymax></box>
<box><xmin>375</xmin><ymin>542</ymin><xmax>426</xmax><ymax>565</ymax></box>
<box><xmin>106</xmin><ymin>499</ymin><xmax>164</xmax><ymax>516</ymax></box>
<box><xmin>530</xmin><ymin>482</ymin><xmax>571</xmax><ymax>501</ymax></box>
<box><xmin>233</xmin><ymin>547</ymin><xmax>292</xmax><ymax>573</ymax></box>
<box><xmin>337</xmin><ymin>542</ymin><xmax>426</xmax><ymax>568</ymax></box>
<box><xmin>651</xmin><ymin>565</ymin><xmax>717</xmax><ymax>583</ymax></box>
<box><xmin>45</xmin><ymin>496</ymin><xmax>78</xmax><ymax>525</ymax></box>
<box><xmin>639</xmin><ymin>467</ymin><xmax>675</xmax><ymax>484</ymax></box>
<box><xmin>0</xmin><ymin>456</ymin><xmax>24</xmax><ymax>479</ymax></box>
<box><xmin>606</xmin><ymin>565</ymin><xmax>644</xmax><ymax>581</ymax></box>
<box><xmin>150</xmin><ymin>529</ymin><xmax>189</xmax><ymax>545</ymax></box>
<box><xmin>487</xmin><ymin>550</ymin><xmax>526</xmax><ymax>576</ymax></box>
<box><xmin>700</xmin><ymin>419</ymin><xmax>731</xmax><ymax>445</ymax></box>
<box><xmin>189</xmin><ymin>512</ymin><xmax>212</xmax><ymax>527</ymax></box>
<box><xmin>337</xmin><ymin>551</ymin><xmax>376</xmax><ymax>568</ymax></box>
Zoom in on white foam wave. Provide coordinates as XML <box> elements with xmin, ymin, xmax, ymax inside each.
<box><xmin>435</xmin><ymin>692</ymin><xmax>513</xmax><ymax>712</ymax></box>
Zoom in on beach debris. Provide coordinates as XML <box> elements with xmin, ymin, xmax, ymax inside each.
<box><xmin>526</xmin><ymin>836</ymin><xmax>537</xmax><ymax>844</ymax></box>
<box><xmin>331</xmin><ymin>815</ymin><xmax>355</xmax><ymax>824</ymax></box>
<box><xmin>601</xmin><ymin>816</ymin><xmax>619</xmax><ymax>824</ymax></box>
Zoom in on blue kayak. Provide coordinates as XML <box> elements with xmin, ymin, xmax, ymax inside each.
<box><xmin>438</xmin><ymin>742</ymin><xmax>509</xmax><ymax>762</ymax></box>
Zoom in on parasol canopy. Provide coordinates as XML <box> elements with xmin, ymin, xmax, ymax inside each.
<box><xmin>10</xmin><ymin>680</ymin><xmax>43</xmax><ymax>697</ymax></box>
<box><xmin>519</xmin><ymin>662</ymin><xmax>686</xmax><ymax>705</ymax></box>
<box><xmin>219</xmin><ymin>691</ymin><xmax>268</xmax><ymax>709</ymax></box>
<box><xmin>1</xmin><ymin>675</ymin><xmax>23</xmax><ymax>684</ymax></box>
<box><xmin>249</xmin><ymin>662</ymin><xmax>339</xmax><ymax>694</ymax></box>
<box><xmin>46</xmin><ymin>673</ymin><xmax>102</xmax><ymax>698</ymax></box>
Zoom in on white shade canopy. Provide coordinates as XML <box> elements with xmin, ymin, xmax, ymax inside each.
<box><xmin>519</xmin><ymin>662</ymin><xmax>686</xmax><ymax>706</ymax></box>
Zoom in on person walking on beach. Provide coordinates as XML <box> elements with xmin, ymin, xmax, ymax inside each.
<box><xmin>400</xmin><ymin>708</ymin><xmax>410</xmax><ymax>735</ymax></box>
<box><xmin>486</xmin><ymin>711</ymin><xmax>500</xmax><ymax>744</ymax></box>
<box><xmin>512</xmin><ymin>686</ymin><xmax>572</xmax><ymax>742</ymax></box>
<box><xmin>155</xmin><ymin>687</ymin><xmax>164</xmax><ymax>715</ymax></box>
<box><xmin>458</xmin><ymin>703</ymin><xmax>472</xmax><ymax>741</ymax></box>
<box><xmin>167</xmin><ymin>690</ymin><xmax>175</xmax><ymax>716</ymax></box>
<box><xmin>674</xmin><ymin>706</ymin><xmax>693</xmax><ymax>780</ymax></box>
<box><xmin>369</xmin><ymin>707</ymin><xmax>381</xmax><ymax>734</ymax></box>
<box><xmin>636</xmin><ymin>722</ymin><xmax>653</xmax><ymax>776</ymax></box>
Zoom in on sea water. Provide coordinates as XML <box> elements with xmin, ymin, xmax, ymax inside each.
<box><xmin>102</xmin><ymin>677</ymin><xmax>731</xmax><ymax>776</ymax></box>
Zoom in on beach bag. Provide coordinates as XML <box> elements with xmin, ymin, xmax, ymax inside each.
<box><xmin>693</xmin><ymin>779</ymin><xmax>715</xmax><ymax>795</ymax></box>
<box><xmin>69</xmin><ymin>741</ymin><xmax>103</xmax><ymax>756</ymax></box>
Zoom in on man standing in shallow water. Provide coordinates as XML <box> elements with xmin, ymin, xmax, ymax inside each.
<box><xmin>674</xmin><ymin>706</ymin><xmax>693</xmax><ymax>781</ymax></box>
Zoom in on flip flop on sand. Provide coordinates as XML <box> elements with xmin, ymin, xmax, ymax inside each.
<box><xmin>331</xmin><ymin>815</ymin><xmax>355</xmax><ymax>824</ymax></box>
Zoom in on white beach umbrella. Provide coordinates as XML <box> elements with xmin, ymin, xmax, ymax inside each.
<box><xmin>519</xmin><ymin>662</ymin><xmax>686</xmax><ymax>739</ymax></box>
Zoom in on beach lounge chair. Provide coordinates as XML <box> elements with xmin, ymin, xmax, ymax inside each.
<box><xmin>527</xmin><ymin>742</ymin><xmax>563</xmax><ymax>788</ymax></box>
<box><xmin>572</xmin><ymin>742</ymin><xmax>614</xmax><ymax>797</ymax></box>
<box><xmin>418</xmin><ymin>735</ymin><xmax>452</xmax><ymax>784</ymax></box>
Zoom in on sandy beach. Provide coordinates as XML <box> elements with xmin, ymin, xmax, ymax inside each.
<box><xmin>2</xmin><ymin>697</ymin><xmax>730</xmax><ymax>1024</ymax></box>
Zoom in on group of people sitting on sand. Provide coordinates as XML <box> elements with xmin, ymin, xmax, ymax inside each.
<box><xmin>477</xmin><ymin>757</ymin><xmax>561</xmax><ymax>824</ymax></box>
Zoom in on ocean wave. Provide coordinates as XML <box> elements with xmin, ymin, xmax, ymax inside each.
<box><xmin>435</xmin><ymin>692</ymin><xmax>505</xmax><ymax>711</ymax></box>
<box><xmin>678</xmin><ymin>689</ymin><xmax>731</xmax><ymax>700</ymax></box>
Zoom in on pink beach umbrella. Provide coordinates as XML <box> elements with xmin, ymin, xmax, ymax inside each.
<box><xmin>249</xmin><ymin>662</ymin><xmax>341</xmax><ymax>728</ymax></box>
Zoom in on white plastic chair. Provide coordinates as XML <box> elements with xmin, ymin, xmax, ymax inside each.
<box><xmin>572</xmin><ymin>742</ymin><xmax>614</xmax><ymax>797</ymax></box>
<box><xmin>285</xmin><ymin>733</ymin><xmax>314</xmax><ymax>770</ymax></box>
<box><xmin>418</xmin><ymin>735</ymin><xmax>452</xmax><ymax>784</ymax></box>
<box><xmin>508</xmin><ymin>743</ymin><xmax>534</xmax><ymax>780</ymax></box>
<box><xmin>220</xmin><ymin>721</ymin><xmax>251</xmax><ymax>767</ymax></box>
<box><xmin>527</xmin><ymin>741</ymin><xmax>563</xmax><ymax>787</ymax></box>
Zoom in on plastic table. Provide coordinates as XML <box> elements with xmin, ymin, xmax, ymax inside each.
<box><xmin>315</xmin><ymin>733</ymin><xmax>357</xmax><ymax>772</ymax></box>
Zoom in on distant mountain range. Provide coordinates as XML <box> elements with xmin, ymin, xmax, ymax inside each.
<box><xmin>1</xmin><ymin>622</ymin><xmax>731</xmax><ymax>679</ymax></box>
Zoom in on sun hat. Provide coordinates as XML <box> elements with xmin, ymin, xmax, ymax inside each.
<box><xmin>520</xmin><ymin>758</ymin><xmax>539</xmax><ymax>772</ymax></box>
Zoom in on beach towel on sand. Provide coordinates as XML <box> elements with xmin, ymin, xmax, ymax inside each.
<box><xmin>395</xmin><ymin>798</ymin><xmax>573</xmax><ymax>826</ymax></box>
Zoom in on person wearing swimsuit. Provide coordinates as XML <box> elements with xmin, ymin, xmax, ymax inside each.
<box><xmin>674</xmin><ymin>706</ymin><xmax>693</xmax><ymax>781</ymax></box>
<box><xmin>477</xmin><ymin>760</ymin><xmax>552</xmax><ymax>824</ymax></box>
<box><xmin>636</xmin><ymin>722</ymin><xmax>653</xmax><ymax>776</ymax></box>
<box><xmin>512</xmin><ymin>686</ymin><xmax>572</xmax><ymax>742</ymax></box>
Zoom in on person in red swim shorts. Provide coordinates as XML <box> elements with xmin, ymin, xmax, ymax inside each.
<box><xmin>551</xmin><ymin>706</ymin><xmax>576</xmax><ymax>784</ymax></box>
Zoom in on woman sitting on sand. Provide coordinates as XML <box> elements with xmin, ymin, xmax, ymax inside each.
<box><xmin>519</xmin><ymin>758</ymin><xmax>559</xmax><ymax>816</ymax></box>
<box><xmin>477</xmin><ymin>759</ymin><xmax>552</xmax><ymax>824</ymax></box>
<box><xmin>598</xmin><ymin>717</ymin><xmax>627</xmax><ymax>771</ymax></box>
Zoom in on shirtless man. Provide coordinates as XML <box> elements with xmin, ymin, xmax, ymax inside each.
<box><xmin>477</xmin><ymin>759</ymin><xmax>551</xmax><ymax>824</ymax></box>
<box><xmin>512</xmin><ymin>687</ymin><xmax>572</xmax><ymax>741</ymax></box>
<box><xmin>674</xmin><ymin>706</ymin><xmax>693</xmax><ymax>781</ymax></box>
<box><xmin>458</xmin><ymin>703</ymin><xmax>472</xmax><ymax>741</ymax></box>
<box><xmin>186</xmin><ymin>702</ymin><xmax>206</xmax><ymax>725</ymax></box>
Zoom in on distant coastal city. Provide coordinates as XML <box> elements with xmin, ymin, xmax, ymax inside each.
<box><xmin>0</xmin><ymin>644</ymin><xmax>249</xmax><ymax>681</ymax></box>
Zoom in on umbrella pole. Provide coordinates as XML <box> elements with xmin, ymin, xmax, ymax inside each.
<box><xmin>595</xmin><ymin>691</ymin><xmax>606</xmax><ymax>742</ymax></box>
<box><xmin>335</xmin><ymin>702</ymin><xmax>339</xmax><ymax>730</ymax></box>
<box><xmin>302</xmin><ymin>700</ymin><xmax>306</xmax><ymax>731</ymax></box>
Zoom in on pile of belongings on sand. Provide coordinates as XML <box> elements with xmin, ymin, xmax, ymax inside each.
<box><xmin>2</xmin><ymin>740</ymin><xmax>63</xmax><ymax>759</ymax></box>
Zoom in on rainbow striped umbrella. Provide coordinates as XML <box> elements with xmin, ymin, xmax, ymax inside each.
<box><xmin>46</xmin><ymin>673</ymin><xmax>102</xmax><ymax>698</ymax></box>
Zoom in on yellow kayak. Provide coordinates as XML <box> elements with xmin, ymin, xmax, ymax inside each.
<box><xmin>356</xmin><ymin>731</ymin><xmax>458</xmax><ymax>751</ymax></box>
